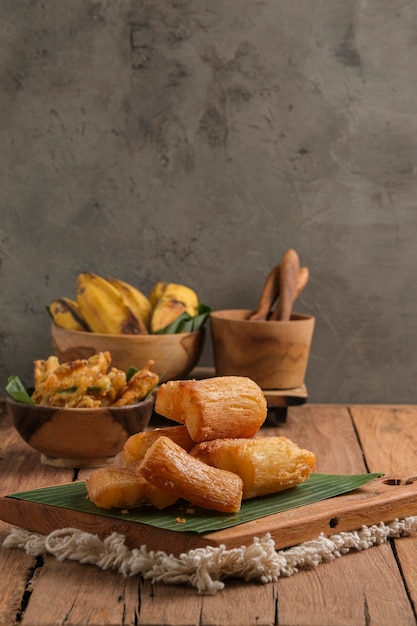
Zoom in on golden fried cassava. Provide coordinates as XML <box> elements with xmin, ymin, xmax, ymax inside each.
<box><xmin>191</xmin><ymin>436</ymin><xmax>316</xmax><ymax>499</ymax></box>
<box><xmin>123</xmin><ymin>424</ymin><xmax>196</xmax><ymax>466</ymax></box>
<box><xmin>154</xmin><ymin>376</ymin><xmax>267</xmax><ymax>441</ymax></box>
<box><xmin>139</xmin><ymin>436</ymin><xmax>244</xmax><ymax>513</ymax></box>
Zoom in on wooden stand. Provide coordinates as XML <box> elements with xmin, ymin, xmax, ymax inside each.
<box><xmin>263</xmin><ymin>384</ymin><xmax>308</xmax><ymax>424</ymax></box>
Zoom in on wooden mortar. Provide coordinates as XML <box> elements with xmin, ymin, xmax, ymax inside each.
<box><xmin>210</xmin><ymin>309</ymin><xmax>315</xmax><ymax>390</ymax></box>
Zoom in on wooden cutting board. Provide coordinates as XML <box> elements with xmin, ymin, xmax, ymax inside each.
<box><xmin>1</xmin><ymin>476</ymin><xmax>417</xmax><ymax>555</ymax></box>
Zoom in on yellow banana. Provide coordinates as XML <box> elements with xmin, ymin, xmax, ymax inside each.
<box><xmin>76</xmin><ymin>272</ymin><xmax>145</xmax><ymax>335</ymax></box>
<box><xmin>48</xmin><ymin>297</ymin><xmax>89</xmax><ymax>332</ymax></box>
<box><xmin>107</xmin><ymin>277</ymin><xmax>151</xmax><ymax>333</ymax></box>
<box><xmin>149</xmin><ymin>282</ymin><xmax>168</xmax><ymax>308</ymax></box>
<box><xmin>150</xmin><ymin>283</ymin><xmax>199</xmax><ymax>332</ymax></box>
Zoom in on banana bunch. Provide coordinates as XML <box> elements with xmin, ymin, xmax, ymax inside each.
<box><xmin>48</xmin><ymin>272</ymin><xmax>201</xmax><ymax>335</ymax></box>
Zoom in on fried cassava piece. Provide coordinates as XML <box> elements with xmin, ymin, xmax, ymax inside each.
<box><xmin>85</xmin><ymin>465</ymin><xmax>178</xmax><ymax>510</ymax></box>
<box><xmin>122</xmin><ymin>424</ymin><xmax>195</xmax><ymax>466</ymax></box>
<box><xmin>139</xmin><ymin>436</ymin><xmax>243</xmax><ymax>513</ymax></box>
<box><xmin>154</xmin><ymin>376</ymin><xmax>267</xmax><ymax>441</ymax></box>
<box><xmin>85</xmin><ymin>466</ymin><xmax>146</xmax><ymax>509</ymax></box>
<box><xmin>190</xmin><ymin>436</ymin><xmax>316</xmax><ymax>499</ymax></box>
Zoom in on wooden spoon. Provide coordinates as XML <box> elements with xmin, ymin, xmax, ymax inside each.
<box><xmin>270</xmin><ymin>249</ymin><xmax>300</xmax><ymax>321</ymax></box>
<box><xmin>249</xmin><ymin>263</ymin><xmax>281</xmax><ymax>321</ymax></box>
<box><xmin>270</xmin><ymin>264</ymin><xmax>309</xmax><ymax>321</ymax></box>
<box><xmin>295</xmin><ymin>266</ymin><xmax>309</xmax><ymax>301</ymax></box>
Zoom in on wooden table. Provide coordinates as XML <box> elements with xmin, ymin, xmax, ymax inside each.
<box><xmin>1</xmin><ymin>401</ymin><xmax>417</xmax><ymax>626</ymax></box>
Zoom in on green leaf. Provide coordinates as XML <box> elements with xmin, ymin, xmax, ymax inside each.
<box><xmin>154</xmin><ymin>304</ymin><xmax>211</xmax><ymax>335</ymax></box>
<box><xmin>5</xmin><ymin>376</ymin><xmax>35</xmax><ymax>405</ymax></box>
<box><xmin>126</xmin><ymin>366</ymin><xmax>138</xmax><ymax>382</ymax></box>
<box><xmin>7</xmin><ymin>472</ymin><xmax>382</xmax><ymax>534</ymax></box>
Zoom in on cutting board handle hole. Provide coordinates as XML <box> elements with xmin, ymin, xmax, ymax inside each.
<box><xmin>329</xmin><ymin>517</ymin><xmax>339</xmax><ymax>529</ymax></box>
<box><xmin>382</xmin><ymin>476</ymin><xmax>417</xmax><ymax>486</ymax></box>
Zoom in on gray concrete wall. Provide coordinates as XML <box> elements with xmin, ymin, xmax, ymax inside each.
<box><xmin>1</xmin><ymin>0</ymin><xmax>417</xmax><ymax>404</ymax></box>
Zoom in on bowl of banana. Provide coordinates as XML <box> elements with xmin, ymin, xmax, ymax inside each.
<box><xmin>5</xmin><ymin>352</ymin><xmax>157</xmax><ymax>468</ymax></box>
<box><xmin>49</xmin><ymin>273</ymin><xmax>209</xmax><ymax>382</ymax></box>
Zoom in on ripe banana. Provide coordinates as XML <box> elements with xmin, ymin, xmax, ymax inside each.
<box><xmin>48</xmin><ymin>297</ymin><xmax>89</xmax><ymax>332</ymax></box>
<box><xmin>76</xmin><ymin>272</ymin><xmax>146</xmax><ymax>335</ymax></box>
<box><xmin>149</xmin><ymin>282</ymin><xmax>168</xmax><ymax>309</ymax></box>
<box><xmin>150</xmin><ymin>283</ymin><xmax>199</xmax><ymax>332</ymax></box>
<box><xmin>107</xmin><ymin>277</ymin><xmax>151</xmax><ymax>333</ymax></box>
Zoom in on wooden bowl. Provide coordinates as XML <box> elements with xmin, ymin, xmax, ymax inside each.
<box><xmin>50</xmin><ymin>324</ymin><xmax>204</xmax><ymax>383</ymax></box>
<box><xmin>210</xmin><ymin>309</ymin><xmax>315</xmax><ymax>390</ymax></box>
<box><xmin>6</xmin><ymin>395</ymin><xmax>155</xmax><ymax>468</ymax></box>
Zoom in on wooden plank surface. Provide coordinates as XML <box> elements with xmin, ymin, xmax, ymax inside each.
<box><xmin>351</xmin><ymin>404</ymin><xmax>417</xmax><ymax>623</ymax></box>
<box><xmin>277</xmin><ymin>543</ymin><xmax>417</xmax><ymax>626</ymax></box>
<box><xmin>351</xmin><ymin>405</ymin><xmax>417</xmax><ymax>476</ymax></box>
<box><xmin>273</xmin><ymin>405</ymin><xmax>417</xmax><ymax>626</ymax></box>
<box><xmin>1</xmin><ymin>403</ymin><xmax>417</xmax><ymax>626</ymax></box>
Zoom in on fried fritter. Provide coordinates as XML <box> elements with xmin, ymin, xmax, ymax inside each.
<box><xmin>112</xmin><ymin>359</ymin><xmax>158</xmax><ymax>406</ymax></box>
<box><xmin>33</xmin><ymin>355</ymin><xmax>60</xmax><ymax>387</ymax></box>
<box><xmin>31</xmin><ymin>352</ymin><xmax>156</xmax><ymax>408</ymax></box>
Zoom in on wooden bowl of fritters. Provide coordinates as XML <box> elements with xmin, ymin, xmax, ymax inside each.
<box><xmin>6</xmin><ymin>351</ymin><xmax>156</xmax><ymax>468</ymax></box>
<box><xmin>6</xmin><ymin>395</ymin><xmax>155</xmax><ymax>468</ymax></box>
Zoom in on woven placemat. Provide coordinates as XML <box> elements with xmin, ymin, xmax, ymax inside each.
<box><xmin>4</xmin><ymin>517</ymin><xmax>417</xmax><ymax>595</ymax></box>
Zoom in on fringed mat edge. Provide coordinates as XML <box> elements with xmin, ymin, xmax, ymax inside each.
<box><xmin>3</xmin><ymin>517</ymin><xmax>417</xmax><ymax>595</ymax></box>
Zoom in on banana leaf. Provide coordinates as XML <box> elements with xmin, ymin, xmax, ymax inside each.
<box><xmin>6</xmin><ymin>472</ymin><xmax>382</xmax><ymax>535</ymax></box>
<box><xmin>155</xmin><ymin>304</ymin><xmax>211</xmax><ymax>334</ymax></box>
<box><xmin>5</xmin><ymin>376</ymin><xmax>35</xmax><ymax>405</ymax></box>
